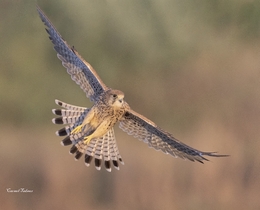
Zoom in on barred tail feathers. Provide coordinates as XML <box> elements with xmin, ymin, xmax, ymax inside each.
<box><xmin>66</xmin><ymin>129</ymin><xmax>124</xmax><ymax>172</ymax></box>
<box><xmin>52</xmin><ymin>99</ymin><xmax>89</xmax><ymax>137</ymax></box>
<box><xmin>52</xmin><ymin>100</ymin><xmax>123</xmax><ymax>172</ymax></box>
<box><xmin>84</xmin><ymin>129</ymin><xmax>124</xmax><ymax>172</ymax></box>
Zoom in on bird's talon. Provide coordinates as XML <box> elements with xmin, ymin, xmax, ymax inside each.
<box><xmin>71</xmin><ymin>125</ymin><xmax>83</xmax><ymax>134</ymax></box>
<box><xmin>83</xmin><ymin>137</ymin><xmax>91</xmax><ymax>145</ymax></box>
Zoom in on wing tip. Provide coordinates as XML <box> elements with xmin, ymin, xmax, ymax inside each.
<box><xmin>193</xmin><ymin>151</ymin><xmax>229</xmax><ymax>164</ymax></box>
<box><xmin>202</xmin><ymin>151</ymin><xmax>230</xmax><ymax>158</ymax></box>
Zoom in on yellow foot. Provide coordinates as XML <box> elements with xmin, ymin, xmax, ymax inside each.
<box><xmin>71</xmin><ymin>125</ymin><xmax>84</xmax><ymax>134</ymax></box>
<box><xmin>83</xmin><ymin>136</ymin><xmax>92</xmax><ymax>145</ymax></box>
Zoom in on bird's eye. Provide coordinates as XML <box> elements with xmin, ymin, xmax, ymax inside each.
<box><xmin>113</xmin><ymin>94</ymin><xmax>117</xmax><ymax>98</ymax></box>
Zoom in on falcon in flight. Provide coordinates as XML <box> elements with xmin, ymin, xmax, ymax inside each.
<box><xmin>37</xmin><ymin>6</ymin><xmax>227</xmax><ymax>172</ymax></box>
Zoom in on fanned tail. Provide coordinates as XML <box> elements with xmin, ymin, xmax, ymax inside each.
<box><xmin>52</xmin><ymin>99</ymin><xmax>89</xmax><ymax>137</ymax></box>
<box><xmin>68</xmin><ymin>129</ymin><xmax>124</xmax><ymax>172</ymax></box>
<box><xmin>52</xmin><ymin>99</ymin><xmax>124</xmax><ymax>171</ymax></box>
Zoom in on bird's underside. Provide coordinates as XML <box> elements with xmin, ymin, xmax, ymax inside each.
<box><xmin>37</xmin><ymin>5</ymin><xmax>228</xmax><ymax>172</ymax></box>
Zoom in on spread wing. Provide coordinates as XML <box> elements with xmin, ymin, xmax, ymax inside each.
<box><xmin>119</xmin><ymin>109</ymin><xmax>228</xmax><ymax>163</ymax></box>
<box><xmin>37</xmin><ymin>6</ymin><xmax>108</xmax><ymax>102</ymax></box>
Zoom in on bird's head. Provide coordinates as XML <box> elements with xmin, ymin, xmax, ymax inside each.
<box><xmin>106</xmin><ymin>89</ymin><xmax>125</xmax><ymax>108</ymax></box>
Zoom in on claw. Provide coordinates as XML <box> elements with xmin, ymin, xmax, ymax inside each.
<box><xmin>71</xmin><ymin>125</ymin><xmax>84</xmax><ymax>134</ymax></box>
<box><xmin>83</xmin><ymin>136</ymin><xmax>92</xmax><ymax>145</ymax></box>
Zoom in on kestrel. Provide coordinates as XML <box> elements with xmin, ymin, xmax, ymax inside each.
<box><xmin>37</xmin><ymin>6</ymin><xmax>227</xmax><ymax>172</ymax></box>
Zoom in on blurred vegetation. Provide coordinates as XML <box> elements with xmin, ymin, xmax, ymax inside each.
<box><xmin>1</xmin><ymin>0</ymin><xmax>260</xmax><ymax>209</ymax></box>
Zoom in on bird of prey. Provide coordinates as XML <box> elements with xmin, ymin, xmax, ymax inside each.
<box><xmin>37</xmin><ymin>6</ymin><xmax>227</xmax><ymax>172</ymax></box>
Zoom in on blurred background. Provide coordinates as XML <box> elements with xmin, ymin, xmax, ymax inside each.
<box><xmin>1</xmin><ymin>0</ymin><xmax>260</xmax><ymax>209</ymax></box>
